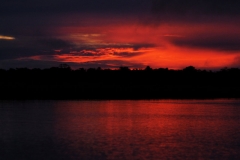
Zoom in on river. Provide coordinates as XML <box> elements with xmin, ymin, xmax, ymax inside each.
<box><xmin>1</xmin><ymin>99</ymin><xmax>240</xmax><ymax>159</ymax></box>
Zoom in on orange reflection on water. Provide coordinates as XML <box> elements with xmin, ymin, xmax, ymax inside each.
<box><xmin>54</xmin><ymin>100</ymin><xmax>240</xmax><ymax>159</ymax></box>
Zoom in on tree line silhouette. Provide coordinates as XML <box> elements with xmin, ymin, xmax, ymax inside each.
<box><xmin>1</xmin><ymin>65</ymin><xmax>240</xmax><ymax>99</ymax></box>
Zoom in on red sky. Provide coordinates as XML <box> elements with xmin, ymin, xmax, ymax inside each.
<box><xmin>1</xmin><ymin>0</ymin><xmax>240</xmax><ymax>70</ymax></box>
<box><xmin>45</xmin><ymin>15</ymin><xmax>240</xmax><ymax>69</ymax></box>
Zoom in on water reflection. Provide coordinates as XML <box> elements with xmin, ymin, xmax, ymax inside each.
<box><xmin>54</xmin><ymin>100</ymin><xmax>240</xmax><ymax>159</ymax></box>
<box><xmin>1</xmin><ymin>100</ymin><xmax>240</xmax><ymax>159</ymax></box>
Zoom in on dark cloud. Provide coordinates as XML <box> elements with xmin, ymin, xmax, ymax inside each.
<box><xmin>5</xmin><ymin>0</ymin><xmax>240</xmax><ymax>15</ymax></box>
<box><xmin>93</xmin><ymin>43</ymin><xmax>156</xmax><ymax>51</ymax></box>
<box><xmin>0</xmin><ymin>14</ymin><xmax>54</xmax><ymax>37</ymax></box>
<box><xmin>69</xmin><ymin>47</ymin><xmax>146</xmax><ymax>57</ymax></box>
<box><xmin>112</xmin><ymin>52</ymin><xmax>144</xmax><ymax>57</ymax></box>
<box><xmin>38</xmin><ymin>38</ymin><xmax>74</xmax><ymax>49</ymax></box>
<box><xmin>152</xmin><ymin>0</ymin><xmax>240</xmax><ymax>15</ymax></box>
<box><xmin>0</xmin><ymin>35</ymin><xmax>154</xmax><ymax>61</ymax></box>
<box><xmin>0</xmin><ymin>37</ymin><xmax>74</xmax><ymax>60</ymax></box>
<box><xmin>1</xmin><ymin>0</ymin><xmax>150</xmax><ymax>15</ymax></box>
<box><xmin>150</xmin><ymin>0</ymin><xmax>240</xmax><ymax>23</ymax></box>
<box><xmin>67</xmin><ymin>42</ymin><xmax>156</xmax><ymax>55</ymax></box>
<box><xmin>169</xmin><ymin>35</ymin><xmax>240</xmax><ymax>51</ymax></box>
<box><xmin>131</xmin><ymin>43</ymin><xmax>156</xmax><ymax>50</ymax></box>
<box><xmin>0</xmin><ymin>0</ymin><xmax>150</xmax><ymax>40</ymax></box>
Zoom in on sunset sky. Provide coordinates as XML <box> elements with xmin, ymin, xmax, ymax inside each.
<box><xmin>1</xmin><ymin>0</ymin><xmax>240</xmax><ymax>69</ymax></box>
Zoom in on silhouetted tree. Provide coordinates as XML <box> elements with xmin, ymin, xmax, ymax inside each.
<box><xmin>183</xmin><ymin>66</ymin><xmax>197</xmax><ymax>73</ymax></box>
<box><xmin>145</xmin><ymin>66</ymin><xmax>152</xmax><ymax>71</ymax></box>
<box><xmin>119</xmin><ymin>66</ymin><xmax>130</xmax><ymax>71</ymax></box>
<box><xmin>59</xmin><ymin>64</ymin><xmax>71</xmax><ymax>70</ymax></box>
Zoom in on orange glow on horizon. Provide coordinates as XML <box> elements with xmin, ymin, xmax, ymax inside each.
<box><xmin>42</xmin><ymin>47</ymin><xmax>237</xmax><ymax>70</ymax></box>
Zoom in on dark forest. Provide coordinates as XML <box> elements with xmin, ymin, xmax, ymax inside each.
<box><xmin>1</xmin><ymin>65</ymin><xmax>240</xmax><ymax>100</ymax></box>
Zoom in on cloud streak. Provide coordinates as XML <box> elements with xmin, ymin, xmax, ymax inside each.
<box><xmin>0</xmin><ymin>35</ymin><xmax>15</xmax><ymax>40</ymax></box>
<box><xmin>169</xmin><ymin>35</ymin><xmax>240</xmax><ymax>52</ymax></box>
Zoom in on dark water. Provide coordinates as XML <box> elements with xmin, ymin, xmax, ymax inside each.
<box><xmin>1</xmin><ymin>100</ymin><xmax>240</xmax><ymax>160</ymax></box>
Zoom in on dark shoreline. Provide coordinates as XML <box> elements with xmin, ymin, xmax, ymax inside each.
<box><xmin>1</xmin><ymin>85</ymin><xmax>240</xmax><ymax>100</ymax></box>
<box><xmin>1</xmin><ymin>66</ymin><xmax>240</xmax><ymax>100</ymax></box>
